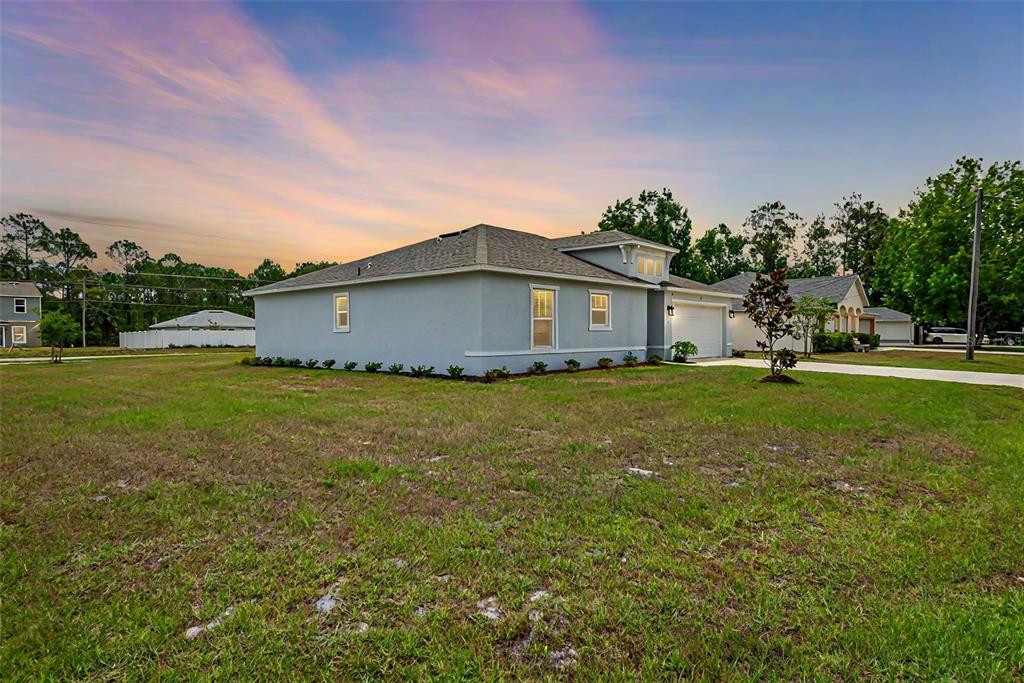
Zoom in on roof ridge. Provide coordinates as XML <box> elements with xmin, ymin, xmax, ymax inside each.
<box><xmin>475</xmin><ymin>224</ymin><xmax>489</xmax><ymax>265</ymax></box>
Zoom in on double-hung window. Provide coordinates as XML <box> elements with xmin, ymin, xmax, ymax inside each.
<box><xmin>531</xmin><ymin>286</ymin><xmax>556</xmax><ymax>349</ymax></box>
<box><xmin>589</xmin><ymin>290</ymin><xmax>611</xmax><ymax>330</ymax></box>
<box><xmin>13</xmin><ymin>298</ymin><xmax>26</xmax><ymax>314</ymax></box>
<box><xmin>333</xmin><ymin>293</ymin><xmax>350</xmax><ymax>332</ymax></box>
<box><xmin>12</xmin><ymin>326</ymin><xmax>27</xmax><ymax>344</ymax></box>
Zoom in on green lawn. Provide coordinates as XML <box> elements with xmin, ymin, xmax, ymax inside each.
<box><xmin>2</xmin><ymin>355</ymin><xmax>1022</xmax><ymax>680</ymax></box>
<box><xmin>809</xmin><ymin>349</ymin><xmax>1024</xmax><ymax>374</ymax></box>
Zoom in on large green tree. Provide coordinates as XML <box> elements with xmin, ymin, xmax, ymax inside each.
<box><xmin>597</xmin><ymin>188</ymin><xmax>696</xmax><ymax>278</ymax></box>
<box><xmin>742</xmin><ymin>201</ymin><xmax>801</xmax><ymax>273</ymax></box>
<box><xmin>250</xmin><ymin>258</ymin><xmax>287</xmax><ymax>283</ymax></box>
<box><xmin>106</xmin><ymin>240</ymin><xmax>151</xmax><ymax>273</ymax></box>
<box><xmin>690</xmin><ymin>224</ymin><xmax>751</xmax><ymax>283</ymax></box>
<box><xmin>831</xmin><ymin>193</ymin><xmax>889</xmax><ymax>291</ymax></box>
<box><xmin>877</xmin><ymin>157</ymin><xmax>1024</xmax><ymax>334</ymax></box>
<box><xmin>48</xmin><ymin>227</ymin><xmax>98</xmax><ymax>302</ymax></box>
<box><xmin>791</xmin><ymin>215</ymin><xmax>839</xmax><ymax>278</ymax></box>
<box><xmin>1</xmin><ymin>213</ymin><xmax>53</xmax><ymax>280</ymax></box>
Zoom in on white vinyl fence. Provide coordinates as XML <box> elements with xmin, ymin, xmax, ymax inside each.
<box><xmin>119</xmin><ymin>329</ymin><xmax>255</xmax><ymax>349</ymax></box>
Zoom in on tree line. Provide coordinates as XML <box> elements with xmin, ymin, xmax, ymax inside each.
<box><xmin>0</xmin><ymin>217</ymin><xmax>336</xmax><ymax>346</ymax></box>
<box><xmin>598</xmin><ymin>156</ymin><xmax>1023</xmax><ymax>334</ymax></box>
<box><xmin>3</xmin><ymin>156</ymin><xmax>1021</xmax><ymax>346</ymax></box>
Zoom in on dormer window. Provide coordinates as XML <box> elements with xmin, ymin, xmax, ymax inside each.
<box><xmin>637</xmin><ymin>255</ymin><xmax>663</xmax><ymax>277</ymax></box>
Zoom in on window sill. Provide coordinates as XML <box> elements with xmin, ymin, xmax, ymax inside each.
<box><xmin>333</xmin><ymin>328</ymin><xmax>351</xmax><ymax>334</ymax></box>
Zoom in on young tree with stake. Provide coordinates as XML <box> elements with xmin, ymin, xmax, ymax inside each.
<box><xmin>743</xmin><ymin>269</ymin><xmax>799</xmax><ymax>381</ymax></box>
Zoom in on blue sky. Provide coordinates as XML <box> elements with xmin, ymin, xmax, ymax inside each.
<box><xmin>2</xmin><ymin>1</ymin><xmax>1020</xmax><ymax>270</ymax></box>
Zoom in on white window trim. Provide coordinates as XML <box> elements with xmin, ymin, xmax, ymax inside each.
<box><xmin>588</xmin><ymin>289</ymin><xmax>612</xmax><ymax>331</ymax></box>
<box><xmin>333</xmin><ymin>292</ymin><xmax>350</xmax><ymax>333</ymax></box>
<box><xmin>530</xmin><ymin>284</ymin><xmax>558</xmax><ymax>350</ymax></box>
<box><xmin>12</xmin><ymin>325</ymin><xmax>27</xmax><ymax>345</ymax></box>
<box><xmin>13</xmin><ymin>298</ymin><xmax>27</xmax><ymax>314</ymax></box>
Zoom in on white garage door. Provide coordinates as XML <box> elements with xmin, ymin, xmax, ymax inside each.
<box><xmin>671</xmin><ymin>303</ymin><xmax>724</xmax><ymax>358</ymax></box>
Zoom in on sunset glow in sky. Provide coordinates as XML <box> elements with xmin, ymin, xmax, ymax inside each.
<box><xmin>2</xmin><ymin>1</ymin><xmax>1021</xmax><ymax>271</ymax></box>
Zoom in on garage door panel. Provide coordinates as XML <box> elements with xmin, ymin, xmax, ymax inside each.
<box><xmin>671</xmin><ymin>303</ymin><xmax>724</xmax><ymax>358</ymax></box>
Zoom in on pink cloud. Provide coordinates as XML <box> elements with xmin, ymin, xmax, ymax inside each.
<box><xmin>0</xmin><ymin>1</ymin><xmax>757</xmax><ymax>271</ymax></box>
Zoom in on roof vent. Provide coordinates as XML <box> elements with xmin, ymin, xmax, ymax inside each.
<box><xmin>437</xmin><ymin>229</ymin><xmax>466</xmax><ymax>241</ymax></box>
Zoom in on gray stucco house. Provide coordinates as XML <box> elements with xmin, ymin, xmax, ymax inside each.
<box><xmin>0</xmin><ymin>281</ymin><xmax>43</xmax><ymax>348</ymax></box>
<box><xmin>245</xmin><ymin>224</ymin><xmax>738</xmax><ymax>375</ymax></box>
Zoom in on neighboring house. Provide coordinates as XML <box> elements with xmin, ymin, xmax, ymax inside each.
<box><xmin>708</xmin><ymin>272</ymin><xmax>913</xmax><ymax>349</ymax></box>
<box><xmin>149</xmin><ymin>309</ymin><xmax>256</xmax><ymax>330</ymax></box>
<box><xmin>119</xmin><ymin>309</ymin><xmax>256</xmax><ymax>349</ymax></box>
<box><xmin>862</xmin><ymin>307</ymin><xmax>914</xmax><ymax>345</ymax></box>
<box><xmin>244</xmin><ymin>224</ymin><xmax>739</xmax><ymax>375</ymax></box>
<box><xmin>0</xmin><ymin>281</ymin><xmax>43</xmax><ymax>348</ymax></box>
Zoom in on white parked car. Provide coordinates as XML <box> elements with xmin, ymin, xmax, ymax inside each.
<box><xmin>925</xmin><ymin>327</ymin><xmax>990</xmax><ymax>345</ymax></box>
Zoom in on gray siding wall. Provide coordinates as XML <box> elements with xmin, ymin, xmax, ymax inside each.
<box><xmin>252</xmin><ymin>271</ymin><xmax>651</xmax><ymax>375</ymax></box>
<box><xmin>476</xmin><ymin>272</ymin><xmax>649</xmax><ymax>373</ymax></box>
<box><xmin>0</xmin><ymin>295</ymin><xmax>41</xmax><ymax>322</ymax></box>
<box><xmin>564</xmin><ymin>245</ymin><xmax>674</xmax><ymax>285</ymax></box>
<box><xmin>0</xmin><ymin>295</ymin><xmax>42</xmax><ymax>347</ymax></box>
<box><xmin>254</xmin><ymin>272</ymin><xmax>483</xmax><ymax>373</ymax></box>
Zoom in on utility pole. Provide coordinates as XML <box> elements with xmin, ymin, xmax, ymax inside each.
<box><xmin>81</xmin><ymin>277</ymin><xmax>87</xmax><ymax>348</ymax></box>
<box><xmin>966</xmin><ymin>188</ymin><xmax>982</xmax><ymax>361</ymax></box>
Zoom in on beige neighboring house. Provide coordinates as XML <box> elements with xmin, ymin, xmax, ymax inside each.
<box><xmin>0</xmin><ymin>281</ymin><xmax>43</xmax><ymax>348</ymax></box>
<box><xmin>862</xmin><ymin>307</ymin><xmax>914</xmax><ymax>345</ymax></box>
<box><xmin>708</xmin><ymin>272</ymin><xmax>912</xmax><ymax>351</ymax></box>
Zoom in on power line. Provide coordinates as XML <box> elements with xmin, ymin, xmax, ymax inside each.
<box><xmin>0</xmin><ymin>262</ymin><xmax>279</xmax><ymax>282</ymax></box>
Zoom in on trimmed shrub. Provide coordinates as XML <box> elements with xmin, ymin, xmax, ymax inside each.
<box><xmin>623</xmin><ymin>352</ymin><xmax>639</xmax><ymax>368</ymax></box>
<box><xmin>388</xmin><ymin>363</ymin><xmax>404</xmax><ymax>374</ymax></box>
<box><xmin>597</xmin><ymin>357</ymin><xmax>614</xmax><ymax>369</ymax></box>
<box><xmin>343</xmin><ymin>361</ymin><xmax>358</xmax><ymax>371</ymax></box>
<box><xmin>410</xmin><ymin>365</ymin><xmax>434</xmax><ymax>377</ymax></box>
<box><xmin>305</xmin><ymin>358</ymin><xmax>318</xmax><ymax>368</ymax></box>
<box><xmin>447</xmin><ymin>365</ymin><xmax>464</xmax><ymax>378</ymax></box>
<box><xmin>529</xmin><ymin>361</ymin><xmax>548</xmax><ymax>374</ymax></box>
<box><xmin>812</xmin><ymin>332</ymin><xmax>855</xmax><ymax>353</ymax></box>
<box><xmin>273</xmin><ymin>356</ymin><xmax>287</xmax><ymax>367</ymax></box>
<box><xmin>286</xmin><ymin>358</ymin><xmax>302</xmax><ymax>367</ymax></box>
<box><xmin>239</xmin><ymin>356</ymin><xmax>255</xmax><ymax>366</ymax></box>
<box><xmin>260</xmin><ymin>356</ymin><xmax>274</xmax><ymax>366</ymax></box>
<box><xmin>731</xmin><ymin>349</ymin><xmax>746</xmax><ymax>358</ymax></box>
<box><xmin>322</xmin><ymin>359</ymin><xmax>336</xmax><ymax>369</ymax></box>
<box><xmin>647</xmin><ymin>354</ymin><xmax>663</xmax><ymax>365</ymax></box>
<box><xmin>854</xmin><ymin>332</ymin><xmax>881</xmax><ymax>348</ymax></box>
<box><xmin>365</xmin><ymin>361</ymin><xmax>382</xmax><ymax>373</ymax></box>
<box><xmin>670</xmin><ymin>341</ymin><xmax>698</xmax><ymax>362</ymax></box>
<box><xmin>564</xmin><ymin>358</ymin><xmax>581</xmax><ymax>372</ymax></box>
<box><xmin>482</xmin><ymin>366</ymin><xmax>510</xmax><ymax>383</ymax></box>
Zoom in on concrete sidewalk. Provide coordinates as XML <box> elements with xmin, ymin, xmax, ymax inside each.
<box><xmin>693</xmin><ymin>358</ymin><xmax>1024</xmax><ymax>389</ymax></box>
<box><xmin>877</xmin><ymin>346</ymin><xmax>1024</xmax><ymax>357</ymax></box>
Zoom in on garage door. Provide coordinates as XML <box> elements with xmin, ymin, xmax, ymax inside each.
<box><xmin>671</xmin><ymin>303</ymin><xmax>724</xmax><ymax>358</ymax></box>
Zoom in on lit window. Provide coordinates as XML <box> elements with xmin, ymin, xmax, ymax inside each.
<box><xmin>654</xmin><ymin>260</ymin><xmax>663</xmax><ymax>276</ymax></box>
<box><xmin>590</xmin><ymin>291</ymin><xmax>611</xmax><ymax>330</ymax></box>
<box><xmin>532</xmin><ymin>287</ymin><xmax>555</xmax><ymax>348</ymax></box>
<box><xmin>637</xmin><ymin>255</ymin><xmax>662</xmax><ymax>276</ymax></box>
<box><xmin>12</xmin><ymin>326</ymin><xmax>27</xmax><ymax>344</ymax></box>
<box><xmin>14</xmin><ymin>298</ymin><xmax>26</xmax><ymax>314</ymax></box>
<box><xmin>334</xmin><ymin>293</ymin><xmax>350</xmax><ymax>332</ymax></box>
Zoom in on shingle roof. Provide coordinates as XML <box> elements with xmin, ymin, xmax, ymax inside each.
<box><xmin>245</xmin><ymin>224</ymin><xmax>645</xmax><ymax>296</ymax></box>
<box><xmin>550</xmin><ymin>229</ymin><xmax>678</xmax><ymax>253</ymax></box>
<box><xmin>708</xmin><ymin>272</ymin><xmax>863</xmax><ymax>310</ymax></box>
<box><xmin>665</xmin><ymin>274</ymin><xmax>716</xmax><ymax>292</ymax></box>
<box><xmin>150</xmin><ymin>309</ymin><xmax>256</xmax><ymax>329</ymax></box>
<box><xmin>864</xmin><ymin>306</ymin><xmax>911</xmax><ymax>322</ymax></box>
<box><xmin>0</xmin><ymin>281</ymin><xmax>43</xmax><ymax>298</ymax></box>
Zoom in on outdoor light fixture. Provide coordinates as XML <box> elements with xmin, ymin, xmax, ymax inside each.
<box><xmin>728</xmin><ymin>310</ymin><xmax>735</xmax><ymax>319</ymax></box>
<box><xmin>667</xmin><ymin>305</ymin><xmax>675</xmax><ymax>316</ymax></box>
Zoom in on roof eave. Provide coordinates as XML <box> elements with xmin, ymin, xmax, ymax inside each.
<box><xmin>555</xmin><ymin>240</ymin><xmax>680</xmax><ymax>255</ymax></box>
<box><xmin>244</xmin><ymin>264</ymin><xmax>656</xmax><ymax>297</ymax></box>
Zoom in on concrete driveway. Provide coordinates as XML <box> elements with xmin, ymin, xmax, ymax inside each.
<box><xmin>694</xmin><ymin>358</ymin><xmax>1024</xmax><ymax>389</ymax></box>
